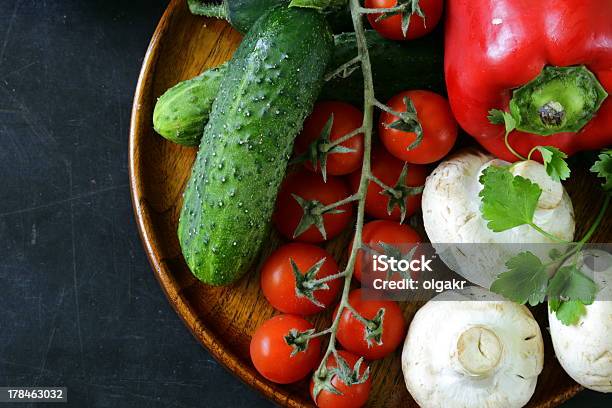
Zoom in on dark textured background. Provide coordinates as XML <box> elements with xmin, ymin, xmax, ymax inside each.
<box><xmin>0</xmin><ymin>0</ymin><xmax>609</xmax><ymax>407</ymax></box>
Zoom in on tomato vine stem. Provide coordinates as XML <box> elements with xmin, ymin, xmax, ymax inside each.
<box><xmin>358</xmin><ymin>5</ymin><xmax>407</xmax><ymax>15</ymax></box>
<box><xmin>373</xmin><ymin>99</ymin><xmax>399</xmax><ymax>115</ymax></box>
<box><xmin>346</xmin><ymin>303</ymin><xmax>377</xmax><ymax>330</ymax></box>
<box><xmin>320</xmin><ymin>193</ymin><xmax>362</xmax><ymax>212</ymax></box>
<box><xmin>367</xmin><ymin>173</ymin><xmax>389</xmax><ymax>189</ymax></box>
<box><xmin>313</xmin><ymin>0</ymin><xmax>377</xmax><ymax>380</ymax></box>
<box><xmin>310</xmin><ymin>270</ymin><xmax>349</xmax><ymax>286</ymax></box>
<box><xmin>324</xmin><ymin>126</ymin><xmax>365</xmax><ymax>150</ymax></box>
<box><xmin>306</xmin><ymin>327</ymin><xmax>333</xmax><ymax>340</ymax></box>
<box><xmin>325</xmin><ymin>56</ymin><xmax>362</xmax><ymax>81</ymax></box>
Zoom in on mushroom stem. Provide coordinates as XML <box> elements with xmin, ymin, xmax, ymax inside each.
<box><xmin>456</xmin><ymin>326</ymin><xmax>503</xmax><ymax>377</ymax></box>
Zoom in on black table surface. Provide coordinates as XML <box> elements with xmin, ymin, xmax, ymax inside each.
<box><xmin>0</xmin><ymin>1</ymin><xmax>609</xmax><ymax>407</ymax></box>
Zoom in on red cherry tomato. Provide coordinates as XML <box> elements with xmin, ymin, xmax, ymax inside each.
<box><xmin>274</xmin><ymin>170</ymin><xmax>354</xmax><ymax>243</ymax></box>
<box><xmin>379</xmin><ymin>90</ymin><xmax>457</xmax><ymax>164</ymax></box>
<box><xmin>250</xmin><ymin>315</ymin><xmax>321</xmax><ymax>384</ymax></box>
<box><xmin>295</xmin><ymin>101</ymin><xmax>364</xmax><ymax>176</ymax></box>
<box><xmin>365</xmin><ymin>0</ymin><xmax>443</xmax><ymax>41</ymax></box>
<box><xmin>261</xmin><ymin>243</ymin><xmax>342</xmax><ymax>315</ymax></box>
<box><xmin>352</xmin><ymin>220</ymin><xmax>422</xmax><ymax>283</ymax></box>
<box><xmin>335</xmin><ymin>289</ymin><xmax>406</xmax><ymax>360</ymax></box>
<box><xmin>348</xmin><ymin>146</ymin><xmax>427</xmax><ymax>222</ymax></box>
<box><xmin>310</xmin><ymin>350</ymin><xmax>372</xmax><ymax>408</ymax></box>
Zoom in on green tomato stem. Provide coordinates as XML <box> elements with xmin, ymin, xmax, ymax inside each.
<box><xmin>320</xmin><ymin>193</ymin><xmax>361</xmax><ymax>213</ymax></box>
<box><xmin>346</xmin><ymin>302</ymin><xmax>374</xmax><ymax>328</ymax></box>
<box><xmin>369</xmin><ymin>173</ymin><xmax>391</xmax><ymax>190</ymax></box>
<box><xmin>306</xmin><ymin>328</ymin><xmax>332</xmax><ymax>340</ymax></box>
<box><xmin>324</xmin><ymin>56</ymin><xmax>361</xmax><ymax>81</ymax></box>
<box><xmin>358</xmin><ymin>5</ymin><xmax>406</xmax><ymax>14</ymax></box>
<box><xmin>324</xmin><ymin>126</ymin><xmax>364</xmax><ymax>150</ymax></box>
<box><xmin>309</xmin><ymin>271</ymin><xmax>348</xmax><ymax>286</ymax></box>
<box><xmin>373</xmin><ymin>99</ymin><xmax>400</xmax><ymax>116</ymax></box>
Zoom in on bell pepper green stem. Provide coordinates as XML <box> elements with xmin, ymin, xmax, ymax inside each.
<box><xmin>509</xmin><ymin>65</ymin><xmax>608</xmax><ymax>136</ymax></box>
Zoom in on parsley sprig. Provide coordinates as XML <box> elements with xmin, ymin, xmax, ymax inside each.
<box><xmin>528</xmin><ymin>146</ymin><xmax>571</xmax><ymax>182</ymax></box>
<box><xmin>482</xmin><ymin>150</ymin><xmax>610</xmax><ymax>325</ymax></box>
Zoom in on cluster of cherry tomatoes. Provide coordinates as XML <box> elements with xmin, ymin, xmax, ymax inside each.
<box><xmin>250</xmin><ymin>2</ymin><xmax>453</xmax><ymax>406</ymax></box>
<box><xmin>250</xmin><ymin>86</ymin><xmax>456</xmax><ymax>406</ymax></box>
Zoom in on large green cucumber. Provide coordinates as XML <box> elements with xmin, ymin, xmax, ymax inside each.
<box><xmin>153</xmin><ymin>66</ymin><xmax>224</xmax><ymax>146</ymax></box>
<box><xmin>154</xmin><ymin>30</ymin><xmax>444</xmax><ymax>146</ymax></box>
<box><xmin>178</xmin><ymin>6</ymin><xmax>333</xmax><ymax>285</ymax></box>
<box><xmin>187</xmin><ymin>0</ymin><xmax>352</xmax><ymax>34</ymax></box>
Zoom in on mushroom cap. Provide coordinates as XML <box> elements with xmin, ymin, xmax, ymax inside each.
<box><xmin>548</xmin><ymin>249</ymin><xmax>612</xmax><ymax>392</ymax></box>
<box><xmin>422</xmin><ymin>148</ymin><xmax>575</xmax><ymax>287</ymax></box>
<box><xmin>402</xmin><ymin>286</ymin><xmax>544</xmax><ymax>408</ymax></box>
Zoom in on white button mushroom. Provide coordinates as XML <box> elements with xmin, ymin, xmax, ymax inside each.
<box><xmin>402</xmin><ymin>286</ymin><xmax>544</xmax><ymax>408</ymax></box>
<box><xmin>422</xmin><ymin>148</ymin><xmax>575</xmax><ymax>287</ymax></box>
<box><xmin>549</xmin><ymin>249</ymin><xmax>612</xmax><ymax>392</ymax></box>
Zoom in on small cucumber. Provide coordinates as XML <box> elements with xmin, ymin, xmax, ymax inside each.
<box><xmin>178</xmin><ymin>6</ymin><xmax>333</xmax><ymax>285</ymax></box>
<box><xmin>187</xmin><ymin>0</ymin><xmax>352</xmax><ymax>34</ymax></box>
<box><xmin>154</xmin><ymin>30</ymin><xmax>444</xmax><ymax>146</ymax></box>
<box><xmin>153</xmin><ymin>65</ymin><xmax>225</xmax><ymax>146</ymax></box>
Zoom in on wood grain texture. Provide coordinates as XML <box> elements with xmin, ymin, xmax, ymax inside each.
<box><xmin>130</xmin><ymin>0</ymin><xmax>610</xmax><ymax>406</ymax></box>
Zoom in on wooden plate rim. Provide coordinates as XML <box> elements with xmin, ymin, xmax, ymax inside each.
<box><xmin>128</xmin><ymin>0</ymin><xmax>582</xmax><ymax>406</ymax></box>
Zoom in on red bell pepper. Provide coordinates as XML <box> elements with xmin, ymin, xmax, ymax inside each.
<box><xmin>445</xmin><ymin>0</ymin><xmax>612</xmax><ymax>162</ymax></box>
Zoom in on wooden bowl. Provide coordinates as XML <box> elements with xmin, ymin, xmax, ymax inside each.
<box><xmin>130</xmin><ymin>0</ymin><xmax>608</xmax><ymax>406</ymax></box>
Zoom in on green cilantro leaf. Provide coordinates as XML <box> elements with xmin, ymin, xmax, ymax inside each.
<box><xmin>550</xmin><ymin>300</ymin><xmax>587</xmax><ymax>326</ymax></box>
<box><xmin>490</xmin><ymin>252</ymin><xmax>548</xmax><ymax>306</ymax></box>
<box><xmin>479</xmin><ymin>166</ymin><xmax>542</xmax><ymax>232</ymax></box>
<box><xmin>487</xmin><ymin>109</ymin><xmax>517</xmax><ymax>135</ymax></box>
<box><xmin>487</xmin><ymin>109</ymin><xmax>506</xmax><ymax>125</ymax></box>
<box><xmin>590</xmin><ymin>149</ymin><xmax>612</xmax><ymax>192</ymax></box>
<box><xmin>547</xmin><ymin>264</ymin><xmax>598</xmax><ymax>306</ymax></box>
<box><xmin>535</xmin><ymin>146</ymin><xmax>571</xmax><ymax>182</ymax></box>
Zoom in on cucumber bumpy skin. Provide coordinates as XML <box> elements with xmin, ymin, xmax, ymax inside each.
<box><xmin>178</xmin><ymin>6</ymin><xmax>334</xmax><ymax>286</ymax></box>
<box><xmin>153</xmin><ymin>66</ymin><xmax>225</xmax><ymax>146</ymax></box>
